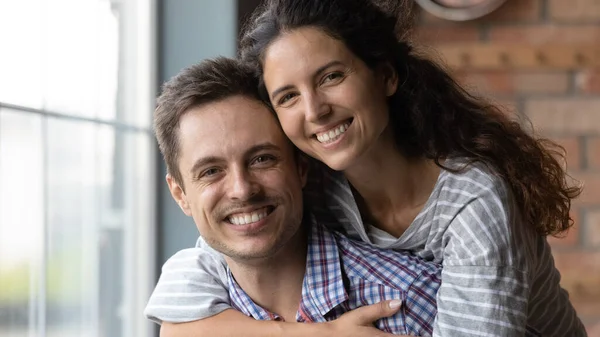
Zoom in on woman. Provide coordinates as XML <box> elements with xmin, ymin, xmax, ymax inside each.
<box><xmin>148</xmin><ymin>0</ymin><xmax>586</xmax><ymax>336</ymax></box>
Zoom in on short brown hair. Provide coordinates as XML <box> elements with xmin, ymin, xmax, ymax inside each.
<box><xmin>154</xmin><ymin>57</ymin><xmax>260</xmax><ymax>187</ymax></box>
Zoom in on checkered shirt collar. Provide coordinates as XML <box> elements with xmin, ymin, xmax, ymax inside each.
<box><xmin>226</xmin><ymin>214</ymin><xmax>348</xmax><ymax>321</ymax></box>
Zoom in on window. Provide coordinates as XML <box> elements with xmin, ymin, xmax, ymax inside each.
<box><xmin>0</xmin><ymin>0</ymin><xmax>156</xmax><ymax>336</ymax></box>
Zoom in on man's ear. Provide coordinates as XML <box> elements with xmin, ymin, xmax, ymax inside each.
<box><xmin>296</xmin><ymin>153</ymin><xmax>310</xmax><ymax>188</ymax></box>
<box><xmin>378</xmin><ymin>62</ymin><xmax>398</xmax><ymax>97</ymax></box>
<box><xmin>166</xmin><ymin>174</ymin><xmax>192</xmax><ymax>216</ymax></box>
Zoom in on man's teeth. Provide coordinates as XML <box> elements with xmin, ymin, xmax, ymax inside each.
<box><xmin>316</xmin><ymin>123</ymin><xmax>349</xmax><ymax>144</ymax></box>
<box><xmin>228</xmin><ymin>208</ymin><xmax>269</xmax><ymax>225</ymax></box>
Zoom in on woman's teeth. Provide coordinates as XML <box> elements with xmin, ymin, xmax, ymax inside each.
<box><xmin>228</xmin><ymin>207</ymin><xmax>269</xmax><ymax>225</ymax></box>
<box><xmin>316</xmin><ymin>123</ymin><xmax>349</xmax><ymax>144</ymax></box>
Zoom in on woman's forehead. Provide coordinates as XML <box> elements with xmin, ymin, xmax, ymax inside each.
<box><xmin>262</xmin><ymin>27</ymin><xmax>354</xmax><ymax>79</ymax></box>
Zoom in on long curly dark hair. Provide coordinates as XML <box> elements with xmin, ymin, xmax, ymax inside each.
<box><xmin>239</xmin><ymin>0</ymin><xmax>581</xmax><ymax>237</ymax></box>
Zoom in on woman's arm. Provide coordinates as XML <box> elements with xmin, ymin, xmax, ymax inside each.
<box><xmin>146</xmin><ymin>243</ymin><xmax>404</xmax><ymax>337</ymax></box>
<box><xmin>161</xmin><ymin>302</ymin><xmax>405</xmax><ymax>337</ymax></box>
<box><xmin>144</xmin><ymin>244</ymin><xmax>231</xmax><ymax>324</ymax></box>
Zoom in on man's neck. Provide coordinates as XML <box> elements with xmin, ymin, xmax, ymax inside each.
<box><xmin>225</xmin><ymin>225</ymin><xmax>308</xmax><ymax>322</ymax></box>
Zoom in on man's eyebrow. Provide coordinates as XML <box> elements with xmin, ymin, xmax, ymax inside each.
<box><xmin>190</xmin><ymin>156</ymin><xmax>222</xmax><ymax>176</ymax></box>
<box><xmin>270</xmin><ymin>60</ymin><xmax>344</xmax><ymax>100</ymax></box>
<box><xmin>245</xmin><ymin>142</ymin><xmax>281</xmax><ymax>156</ymax></box>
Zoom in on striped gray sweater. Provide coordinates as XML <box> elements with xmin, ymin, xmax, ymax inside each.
<box><xmin>145</xmin><ymin>158</ymin><xmax>587</xmax><ymax>336</ymax></box>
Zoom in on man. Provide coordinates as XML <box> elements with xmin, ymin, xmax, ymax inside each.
<box><xmin>146</xmin><ymin>57</ymin><xmax>440</xmax><ymax>336</ymax></box>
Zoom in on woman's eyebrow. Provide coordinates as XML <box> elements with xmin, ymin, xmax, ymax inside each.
<box><xmin>270</xmin><ymin>60</ymin><xmax>344</xmax><ymax>100</ymax></box>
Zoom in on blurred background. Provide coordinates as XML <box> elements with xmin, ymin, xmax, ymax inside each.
<box><xmin>0</xmin><ymin>0</ymin><xmax>597</xmax><ymax>336</ymax></box>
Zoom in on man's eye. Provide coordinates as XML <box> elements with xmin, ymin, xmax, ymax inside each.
<box><xmin>201</xmin><ymin>168</ymin><xmax>220</xmax><ymax>177</ymax></box>
<box><xmin>252</xmin><ymin>155</ymin><xmax>276</xmax><ymax>165</ymax></box>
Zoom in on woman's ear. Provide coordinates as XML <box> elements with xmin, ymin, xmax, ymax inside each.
<box><xmin>377</xmin><ymin>62</ymin><xmax>399</xmax><ymax>97</ymax></box>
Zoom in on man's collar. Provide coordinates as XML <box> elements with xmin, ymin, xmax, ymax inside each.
<box><xmin>301</xmin><ymin>214</ymin><xmax>348</xmax><ymax>318</ymax></box>
<box><xmin>226</xmin><ymin>213</ymin><xmax>348</xmax><ymax>322</ymax></box>
<box><xmin>227</xmin><ymin>267</ymin><xmax>282</xmax><ymax>321</ymax></box>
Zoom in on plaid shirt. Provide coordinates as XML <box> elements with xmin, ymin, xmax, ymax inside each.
<box><xmin>227</xmin><ymin>215</ymin><xmax>441</xmax><ymax>336</ymax></box>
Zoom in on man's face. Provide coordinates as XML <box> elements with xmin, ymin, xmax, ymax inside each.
<box><xmin>167</xmin><ymin>95</ymin><xmax>308</xmax><ymax>262</ymax></box>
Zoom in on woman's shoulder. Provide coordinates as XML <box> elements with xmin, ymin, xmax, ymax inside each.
<box><xmin>431</xmin><ymin>158</ymin><xmax>526</xmax><ymax>235</ymax></box>
<box><xmin>438</xmin><ymin>157</ymin><xmax>512</xmax><ymax>205</ymax></box>
<box><xmin>434</xmin><ymin>158</ymin><xmax>538</xmax><ymax>267</ymax></box>
<box><xmin>439</xmin><ymin>158</ymin><xmax>537</xmax><ymax>244</ymax></box>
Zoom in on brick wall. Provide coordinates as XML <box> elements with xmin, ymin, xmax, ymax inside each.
<box><xmin>414</xmin><ymin>0</ymin><xmax>600</xmax><ymax>334</ymax></box>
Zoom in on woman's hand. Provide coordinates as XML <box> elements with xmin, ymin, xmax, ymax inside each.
<box><xmin>160</xmin><ymin>300</ymin><xmax>407</xmax><ymax>337</ymax></box>
<box><xmin>323</xmin><ymin>299</ymin><xmax>408</xmax><ymax>336</ymax></box>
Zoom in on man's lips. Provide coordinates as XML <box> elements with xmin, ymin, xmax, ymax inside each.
<box><xmin>225</xmin><ymin>206</ymin><xmax>275</xmax><ymax>225</ymax></box>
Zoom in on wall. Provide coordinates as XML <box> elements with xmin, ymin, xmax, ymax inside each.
<box><xmin>415</xmin><ymin>0</ymin><xmax>600</xmax><ymax>334</ymax></box>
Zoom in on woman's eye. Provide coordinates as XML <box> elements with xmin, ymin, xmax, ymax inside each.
<box><xmin>279</xmin><ymin>93</ymin><xmax>296</xmax><ymax>105</ymax></box>
<box><xmin>323</xmin><ymin>72</ymin><xmax>343</xmax><ymax>83</ymax></box>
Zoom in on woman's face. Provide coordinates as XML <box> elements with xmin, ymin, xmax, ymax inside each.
<box><xmin>262</xmin><ymin>26</ymin><xmax>398</xmax><ymax>171</ymax></box>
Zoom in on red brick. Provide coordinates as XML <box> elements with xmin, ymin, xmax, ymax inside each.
<box><xmin>587</xmin><ymin>210</ymin><xmax>600</xmax><ymax>247</ymax></box>
<box><xmin>458</xmin><ymin>71</ymin><xmax>569</xmax><ymax>96</ymax></box>
<box><xmin>552</xmin><ymin>251</ymin><xmax>600</xmax><ymax>309</ymax></box>
<box><xmin>548</xmin><ymin>209</ymin><xmax>580</xmax><ymax>247</ymax></box>
<box><xmin>570</xmin><ymin>172</ymin><xmax>600</xmax><ymax>205</ymax></box>
<box><xmin>558</xmin><ymin>136</ymin><xmax>582</xmax><ymax>171</ymax></box>
<box><xmin>588</xmin><ymin>138</ymin><xmax>600</xmax><ymax>170</ymax></box>
<box><xmin>576</xmin><ymin>70</ymin><xmax>600</xmax><ymax>94</ymax></box>
<box><xmin>525</xmin><ymin>99</ymin><xmax>600</xmax><ymax>135</ymax></box>
<box><xmin>493</xmin><ymin>98</ymin><xmax>519</xmax><ymax>116</ymax></box>
<box><xmin>549</xmin><ymin>0</ymin><xmax>600</xmax><ymax>22</ymax></box>
<box><xmin>468</xmin><ymin>97</ymin><xmax>519</xmax><ymax>117</ymax></box>
<box><xmin>456</xmin><ymin>94</ymin><xmax>519</xmax><ymax>116</ymax></box>
<box><xmin>414</xmin><ymin>26</ymin><xmax>481</xmax><ymax>43</ymax></box>
<box><xmin>476</xmin><ymin>0</ymin><xmax>542</xmax><ymax>22</ymax></box>
<box><xmin>490</xmin><ymin>25</ymin><xmax>600</xmax><ymax>45</ymax></box>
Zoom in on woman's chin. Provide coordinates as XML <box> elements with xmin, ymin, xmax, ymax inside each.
<box><xmin>319</xmin><ymin>154</ymin><xmax>353</xmax><ymax>172</ymax></box>
<box><xmin>302</xmin><ymin>145</ymin><xmax>355</xmax><ymax>172</ymax></box>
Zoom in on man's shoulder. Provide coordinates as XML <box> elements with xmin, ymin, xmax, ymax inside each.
<box><xmin>310</xmin><ymin>222</ymin><xmax>440</xmax><ymax>335</ymax></box>
<box><xmin>311</xmin><ymin>221</ymin><xmax>441</xmax><ymax>285</ymax></box>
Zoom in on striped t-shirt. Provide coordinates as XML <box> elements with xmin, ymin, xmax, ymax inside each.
<box><xmin>145</xmin><ymin>157</ymin><xmax>587</xmax><ymax>336</ymax></box>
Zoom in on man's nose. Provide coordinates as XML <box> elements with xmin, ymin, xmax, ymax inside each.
<box><xmin>226</xmin><ymin>168</ymin><xmax>259</xmax><ymax>201</ymax></box>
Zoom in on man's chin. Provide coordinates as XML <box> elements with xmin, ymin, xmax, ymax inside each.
<box><xmin>224</xmin><ymin>249</ymin><xmax>277</xmax><ymax>263</ymax></box>
<box><xmin>225</xmin><ymin>238</ymin><xmax>287</xmax><ymax>262</ymax></box>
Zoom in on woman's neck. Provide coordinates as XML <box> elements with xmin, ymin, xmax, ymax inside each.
<box><xmin>343</xmin><ymin>130</ymin><xmax>441</xmax><ymax>237</ymax></box>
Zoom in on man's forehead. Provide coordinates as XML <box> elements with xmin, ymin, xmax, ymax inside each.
<box><xmin>182</xmin><ymin>96</ymin><xmax>270</xmax><ymax>130</ymax></box>
<box><xmin>178</xmin><ymin>96</ymin><xmax>286</xmax><ymax>161</ymax></box>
